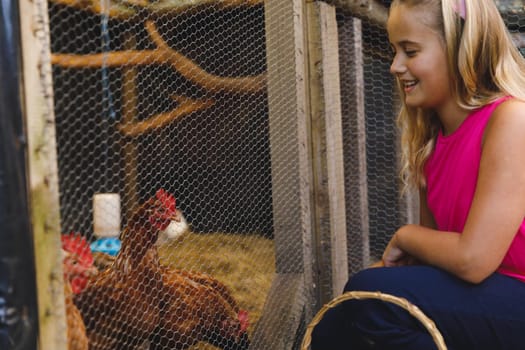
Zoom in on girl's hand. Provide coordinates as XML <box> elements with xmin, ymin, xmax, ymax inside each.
<box><xmin>369</xmin><ymin>260</ymin><xmax>385</xmax><ymax>268</ymax></box>
<box><xmin>382</xmin><ymin>233</ymin><xmax>417</xmax><ymax>267</ymax></box>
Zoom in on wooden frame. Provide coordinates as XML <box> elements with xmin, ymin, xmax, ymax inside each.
<box><xmin>252</xmin><ymin>1</ymin><xmax>349</xmax><ymax>348</ymax></box>
<box><xmin>19</xmin><ymin>0</ymin><xmax>67</xmax><ymax>348</ymax></box>
<box><xmin>337</xmin><ymin>15</ymin><xmax>372</xmax><ymax>275</ymax></box>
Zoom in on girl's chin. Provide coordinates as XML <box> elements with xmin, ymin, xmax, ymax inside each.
<box><xmin>404</xmin><ymin>94</ymin><xmax>423</xmax><ymax>108</ymax></box>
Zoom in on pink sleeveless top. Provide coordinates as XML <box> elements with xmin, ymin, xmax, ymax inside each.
<box><xmin>425</xmin><ymin>97</ymin><xmax>525</xmax><ymax>282</ymax></box>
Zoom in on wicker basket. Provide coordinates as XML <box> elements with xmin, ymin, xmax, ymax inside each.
<box><xmin>301</xmin><ymin>291</ymin><xmax>447</xmax><ymax>350</ymax></box>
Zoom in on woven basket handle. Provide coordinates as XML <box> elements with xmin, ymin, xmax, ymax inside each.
<box><xmin>301</xmin><ymin>290</ymin><xmax>447</xmax><ymax>350</ymax></box>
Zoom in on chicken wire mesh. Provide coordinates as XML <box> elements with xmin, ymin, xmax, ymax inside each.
<box><xmin>47</xmin><ymin>2</ymin><xmax>282</xmax><ymax>349</ymax></box>
<box><xmin>29</xmin><ymin>0</ymin><xmax>525</xmax><ymax>349</ymax></box>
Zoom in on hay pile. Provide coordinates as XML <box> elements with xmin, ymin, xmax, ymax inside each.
<box><xmin>157</xmin><ymin>232</ymin><xmax>275</xmax><ymax>349</ymax></box>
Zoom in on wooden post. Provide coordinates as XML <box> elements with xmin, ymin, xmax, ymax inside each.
<box><xmin>337</xmin><ymin>16</ymin><xmax>371</xmax><ymax>274</ymax></box>
<box><xmin>121</xmin><ymin>33</ymin><xmax>140</xmax><ymax>217</ymax></box>
<box><xmin>251</xmin><ymin>0</ymin><xmax>312</xmax><ymax>348</ymax></box>
<box><xmin>19</xmin><ymin>0</ymin><xmax>68</xmax><ymax>348</ymax></box>
<box><xmin>252</xmin><ymin>0</ymin><xmax>348</xmax><ymax>348</ymax></box>
<box><xmin>305</xmin><ymin>1</ymin><xmax>349</xmax><ymax>301</ymax></box>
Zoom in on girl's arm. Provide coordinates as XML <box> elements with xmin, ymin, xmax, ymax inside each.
<box><xmin>419</xmin><ymin>188</ymin><xmax>437</xmax><ymax>229</ymax></box>
<box><xmin>384</xmin><ymin>99</ymin><xmax>525</xmax><ymax>283</ymax></box>
<box><xmin>372</xmin><ymin>189</ymin><xmax>434</xmax><ymax>268</ymax></box>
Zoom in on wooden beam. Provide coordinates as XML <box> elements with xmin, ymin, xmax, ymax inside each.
<box><xmin>19</xmin><ymin>0</ymin><xmax>67</xmax><ymax>348</ymax></box>
<box><xmin>337</xmin><ymin>15</ymin><xmax>371</xmax><ymax>274</ymax></box>
<box><xmin>320</xmin><ymin>0</ymin><xmax>388</xmax><ymax>28</ymax></box>
<box><xmin>264</xmin><ymin>0</ymin><xmax>311</xmax><ymax>278</ymax></box>
<box><xmin>258</xmin><ymin>0</ymin><xmax>316</xmax><ymax>347</ymax></box>
<box><xmin>305</xmin><ymin>1</ymin><xmax>349</xmax><ymax>300</ymax></box>
<box><xmin>48</xmin><ymin>0</ymin><xmax>263</xmax><ymax>20</ymax></box>
<box><xmin>120</xmin><ymin>33</ymin><xmax>140</xmax><ymax>219</ymax></box>
<box><xmin>321</xmin><ymin>0</ymin><xmax>525</xmax><ymax>31</ymax></box>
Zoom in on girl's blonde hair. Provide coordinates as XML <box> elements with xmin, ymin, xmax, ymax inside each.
<box><xmin>392</xmin><ymin>0</ymin><xmax>525</xmax><ymax>191</ymax></box>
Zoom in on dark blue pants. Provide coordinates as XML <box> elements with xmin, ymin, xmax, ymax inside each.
<box><xmin>311</xmin><ymin>266</ymin><xmax>525</xmax><ymax>350</ymax></box>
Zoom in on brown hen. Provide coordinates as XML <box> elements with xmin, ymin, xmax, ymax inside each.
<box><xmin>148</xmin><ymin>262</ymin><xmax>250</xmax><ymax>350</ymax></box>
<box><xmin>74</xmin><ymin>189</ymin><xmax>250</xmax><ymax>350</ymax></box>
<box><xmin>61</xmin><ymin>233</ymin><xmax>98</xmax><ymax>350</ymax></box>
<box><xmin>64</xmin><ymin>281</ymin><xmax>89</xmax><ymax>350</ymax></box>
<box><xmin>74</xmin><ymin>189</ymin><xmax>180</xmax><ymax>350</ymax></box>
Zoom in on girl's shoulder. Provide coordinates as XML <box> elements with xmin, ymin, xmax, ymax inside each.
<box><xmin>484</xmin><ymin>98</ymin><xmax>525</xmax><ymax>145</ymax></box>
<box><xmin>489</xmin><ymin>98</ymin><xmax>525</xmax><ymax>126</ymax></box>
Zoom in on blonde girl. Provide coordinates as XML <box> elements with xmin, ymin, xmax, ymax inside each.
<box><xmin>312</xmin><ymin>0</ymin><xmax>525</xmax><ymax>349</ymax></box>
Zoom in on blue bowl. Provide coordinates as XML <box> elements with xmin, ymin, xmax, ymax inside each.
<box><xmin>90</xmin><ymin>237</ymin><xmax>121</xmax><ymax>256</ymax></box>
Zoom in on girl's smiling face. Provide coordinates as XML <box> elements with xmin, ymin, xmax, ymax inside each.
<box><xmin>387</xmin><ymin>3</ymin><xmax>453</xmax><ymax>111</ymax></box>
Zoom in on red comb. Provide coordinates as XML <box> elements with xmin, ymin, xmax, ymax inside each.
<box><xmin>61</xmin><ymin>232</ymin><xmax>94</xmax><ymax>294</ymax></box>
<box><xmin>238</xmin><ymin>310</ymin><xmax>249</xmax><ymax>332</ymax></box>
<box><xmin>155</xmin><ymin>189</ymin><xmax>177</xmax><ymax>214</ymax></box>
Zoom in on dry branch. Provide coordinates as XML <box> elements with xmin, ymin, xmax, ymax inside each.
<box><xmin>49</xmin><ymin>0</ymin><xmax>263</xmax><ymax>20</ymax></box>
<box><xmin>320</xmin><ymin>0</ymin><xmax>388</xmax><ymax>28</ymax></box>
<box><xmin>51</xmin><ymin>21</ymin><xmax>266</xmax><ymax>94</ymax></box>
<box><xmin>117</xmin><ymin>95</ymin><xmax>215</xmax><ymax>136</ymax></box>
<box><xmin>52</xmin><ymin>50</ymin><xmax>266</xmax><ymax>93</ymax></box>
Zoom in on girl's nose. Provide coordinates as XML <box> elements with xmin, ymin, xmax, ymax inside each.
<box><xmin>389</xmin><ymin>54</ymin><xmax>406</xmax><ymax>75</ymax></box>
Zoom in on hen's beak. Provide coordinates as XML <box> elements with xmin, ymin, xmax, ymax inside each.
<box><xmin>86</xmin><ymin>265</ymin><xmax>99</xmax><ymax>277</ymax></box>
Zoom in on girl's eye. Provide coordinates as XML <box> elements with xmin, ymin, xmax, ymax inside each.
<box><xmin>389</xmin><ymin>46</ymin><xmax>396</xmax><ymax>55</ymax></box>
<box><xmin>405</xmin><ymin>50</ymin><xmax>417</xmax><ymax>57</ymax></box>
<box><xmin>388</xmin><ymin>49</ymin><xmax>396</xmax><ymax>60</ymax></box>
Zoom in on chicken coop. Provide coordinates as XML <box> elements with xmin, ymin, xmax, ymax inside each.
<box><xmin>1</xmin><ymin>0</ymin><xmax>524</xmax><ymax>349</ymax></box>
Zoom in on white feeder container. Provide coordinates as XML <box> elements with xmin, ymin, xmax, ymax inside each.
<box><xmin>93</xmin><ymin>193</ymin><xmax>121</xmax><ymax>238</ymax></box>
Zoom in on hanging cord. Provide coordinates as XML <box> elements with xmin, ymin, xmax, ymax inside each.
<box><xmin>100</xmin><ymin>0</ymin><xmax>116</xmax><ymax>192</ymax></box>
<box><xmin>101</xmin><ymin>0</ymin><xmax>115</xmax><ymax>121</ymax></box>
